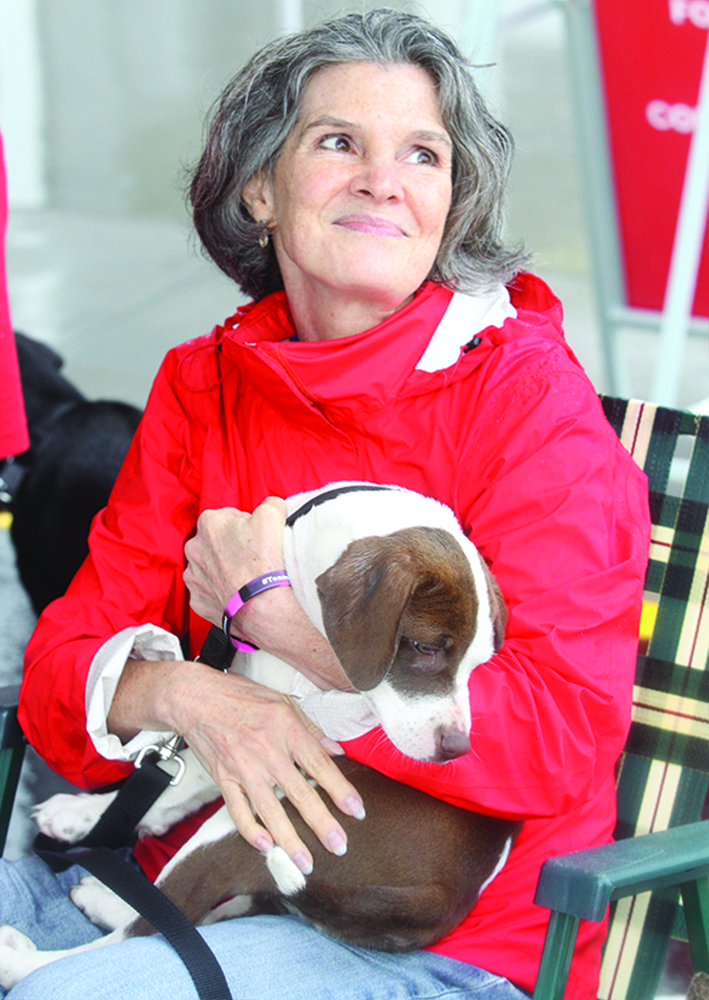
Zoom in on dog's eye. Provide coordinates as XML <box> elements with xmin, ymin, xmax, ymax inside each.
<box><xmin>412</xmin><ymin>641</ymin><xmax>439</xmax><ymax>656</ymax></box>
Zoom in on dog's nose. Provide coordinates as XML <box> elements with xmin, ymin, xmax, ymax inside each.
<box><xmin>437</xmin><ymin>727</ymin><xmax>471</xmax><ymax>761</ymax></box>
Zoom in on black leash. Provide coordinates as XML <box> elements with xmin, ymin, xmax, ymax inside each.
<box><xmin>198</xmin><ymin>622</ymin><xmax>238</xmax><ymax>672</ymax></box>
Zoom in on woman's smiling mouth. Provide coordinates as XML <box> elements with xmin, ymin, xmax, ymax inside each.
<box><xmin>333</xmin><ymin>214</ymin><xmax>407</xmax><ymax>237</ymax></box>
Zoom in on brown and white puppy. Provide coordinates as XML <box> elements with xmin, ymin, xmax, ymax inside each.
<box><xmin>240</xmin><ymin>481</ymin><xmax>509</xmax><ymax>763</ymax></box>
<box><xmin>0</xmin><ymin>482</ymin><xmax>517</xmax><ymax>989</ymax></box>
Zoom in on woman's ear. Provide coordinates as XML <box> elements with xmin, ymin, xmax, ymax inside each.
<box><xmin>242</xmin><ymin>172</ymin><xmax>276</xmax><ymax>226</ymax></box>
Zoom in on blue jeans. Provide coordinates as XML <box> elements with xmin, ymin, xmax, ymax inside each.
<box><xmin>1</xmin><ymin>856</ymin><xmax>529</xmax><ymax>1000</ymax></box>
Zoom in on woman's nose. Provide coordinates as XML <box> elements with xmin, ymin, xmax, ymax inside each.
<box><xmin>350</xmin><ymin>160</ymin><xmax>405</xmax><ymax>202</ymax></box>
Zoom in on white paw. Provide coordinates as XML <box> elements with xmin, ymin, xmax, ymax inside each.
<box><xmin>0</xmin><ymin>926</ymin><xmax>36</xmax><ymax>952</ymax></box>
<box><xmin>0</xmin><ymin>926</ymin><xmax>37</xmax><ymax>991</ymax></box>
<box><xmin>137</xmin><ymin>804</ymin><xmax>182</xmax><ymax>839</ymax></box>
<box><xmin>137</xmin><ymin>802</ymin><xmax>200</xmax><ymax>838</ymax></box>
<box><xmin>265</xmin><ymin>845</ymin><xmax>306</xmax><ymax>896</ymax></box>
<box><xmin>32</xmin><ymin>791</ymin><xmax>116</xmax><ymax>842</ymax></box>
<box><xmin>70</xmin><ymin>876</ymin><xmax>138</xmax><ymax>931</ymax></box>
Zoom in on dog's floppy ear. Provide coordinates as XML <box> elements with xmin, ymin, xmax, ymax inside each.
<box><xmin>316</xmin><ymin>536</ymin><xmax>417</xmax><ymax>691</ymax></box>
<box><xmin>482</xmin><ymin>563</ymin><xmax>508</xmax><ymax>652</ymax></box>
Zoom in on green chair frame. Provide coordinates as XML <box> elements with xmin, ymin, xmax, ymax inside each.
<box><xmin>0</xmin><ymin>683</ymin><xmax>24</xmax><ymax>855</ymax></box>
<box><xmin>2</xmin><ymin>397</ymin><xmax>709</xmax><ymax>1000</ymax></box>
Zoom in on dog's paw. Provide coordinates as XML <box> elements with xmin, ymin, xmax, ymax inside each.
<box><xmin>32</xmin><ymin>791</ymin><xmax>116</xmax><ymax>842</ymax></box>
<box><xmin>70</xmin><ymin>876</ymin><xmax>138</xmax><ymax>931</ymax></box>
<box><xmin>0</xmin><ymin>926</ymin><xmax>38</xmax><ymax>991</ymax></box>
<box><xmin>0</xmin><ymin>926</ymin><xmax>36</xmax><ymax>952</ymax></box>
<box><xmin>137</xmin><ymin>803</ymin><xmax>195</xmax><ymax>839</ymax></box>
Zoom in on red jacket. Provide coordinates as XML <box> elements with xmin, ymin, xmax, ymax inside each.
<box><xmin>20</xmin><ymin>274</ymin><xmax>650</xmax><ymax>998</ymax></box>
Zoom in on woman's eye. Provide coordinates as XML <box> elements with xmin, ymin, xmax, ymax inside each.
<box><xmin>320</xmin><ymin>134</ymin><xmax>352</xmax><ymax>153</ymax></box>
<box><xmin>407</xmin><ymin>147</ymin><xmax>438</xmax><ymax>166</ymax></box>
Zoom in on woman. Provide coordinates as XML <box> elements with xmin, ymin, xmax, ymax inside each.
<box><xmin>6</xmin><ymin>8</ymin><xmax>649</xmax><ymax>999</ymax></box>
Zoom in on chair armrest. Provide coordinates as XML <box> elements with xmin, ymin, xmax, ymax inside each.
<box><xmin>534</xmin><ymin>820</ymin><xmax>709</xmax><ymax>922</ymax></box>
<box><xmin>0</xmin><ymin>684</ymin><xmax>25</xmax><ymax>855</ymax></box>
<box><xmin>0</xmin><ymin>685</ymin><xmax>23</xmax><ymax>751</ymax></box>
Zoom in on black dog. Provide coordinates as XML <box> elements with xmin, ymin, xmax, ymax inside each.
<box><xmin>3</xmin><ymin>333</ymin><xmax>141</xmax><ymax>613</ymax></box>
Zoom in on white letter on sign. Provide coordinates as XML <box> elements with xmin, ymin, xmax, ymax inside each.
<box><xmin>668</xmin><ymin>0</ymin><xmax>709</xmax><ymax>25</ymax></box>
<box><xmin>647</xmin><ymin>100</ymin><xmax>697</xmax><ymax>133</ymax></box>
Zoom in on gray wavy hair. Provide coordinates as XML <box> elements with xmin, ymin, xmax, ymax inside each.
<box><xmin>189</xmin><ymin>7</ymin><xmax>528</xmax><ymax>301</ymax></box>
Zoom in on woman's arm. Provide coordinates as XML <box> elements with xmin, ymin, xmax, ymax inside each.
<box><xmin>169</xmin><ymin>494</ymin><xmax>361</xmax><ymax>868</ymax></box>
<box><xmin>19</xmin><ymin>345</ymin><xmax>363</xmax><ymax>872</ymax></box>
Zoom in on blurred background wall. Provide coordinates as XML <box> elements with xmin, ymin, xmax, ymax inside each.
<box><xmin>1</xmin><ymin>0</ymin><xmax>504</xmax><ymax>219</ymax></box>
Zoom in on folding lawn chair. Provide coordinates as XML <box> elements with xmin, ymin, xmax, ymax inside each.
<box><xmin>533</xmin><ymin>397</ymin><xmax>709</xmax><ymax>998</ymax></box>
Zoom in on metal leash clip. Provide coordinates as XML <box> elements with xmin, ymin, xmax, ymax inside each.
<box><xmin>134</xmin><ymin>733</ymin><xmax>186</xmax><ymax>785</ymax></box>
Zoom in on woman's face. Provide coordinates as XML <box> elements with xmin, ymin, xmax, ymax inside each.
<box><xmin>244</xmin><ymin>62</ymin><xmax>453</xmax><ymax>333</ymax></box>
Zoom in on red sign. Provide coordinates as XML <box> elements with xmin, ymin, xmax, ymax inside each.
<box><xmin>593</xmin><ymin>0</ymin><xmax>708</xmax><ymax>317</ymax></box>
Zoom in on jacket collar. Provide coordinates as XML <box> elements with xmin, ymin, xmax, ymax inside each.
<box><xmin>216</xmin><ymin>273</ymin><xmax>573</xmax><ymax>422</ymax></box>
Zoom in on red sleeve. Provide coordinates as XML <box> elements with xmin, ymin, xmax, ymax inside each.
<box><xmin>18</xmin><ymin>347</ymin><xmax>209</xmax><ymax>787</ymax></box>
<box><xmin>0</xmin><ymin>132</ymin><xmax>29</xmax><ymax>459</ymax></box>
<box><xmin>343</xmin><ymin>357</ymin><xmax>650</xmax><ymax>821</ymax></box>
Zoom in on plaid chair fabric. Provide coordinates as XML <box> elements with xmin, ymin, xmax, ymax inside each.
<box><xmin>598</xmin><ymin>397</ymin><xmax>709</xmax><ymax>1000</ymax></box>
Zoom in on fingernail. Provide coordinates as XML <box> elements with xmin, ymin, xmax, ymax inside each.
<box><xmin>328</xmin><ymin>830</ymin><xmax>348</xmax><ymax>856</ymax></box>
<box><xmin>321</xmin><ymin>737</ymin><xmax>345</xmax><ymax>756</ymax></box>
<box><xmin>346</xmin><ymin>795</ymin><xmax>366</xmax><ymax>820</ymax></box>
<box><xmin>294</xmin><ymin>852</ymin><xmax>313</xmax><ymax>875</ymax></box>
<box><xmin>256</xmin><ymin>836</ymin><xmax>272</xmax><ymax>853</ymax></box>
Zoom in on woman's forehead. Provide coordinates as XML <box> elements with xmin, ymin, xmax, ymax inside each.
<box><xmin>295</xmin><ymin>61</ymin><xmax>447</xmax><ymax>135</ymax></box>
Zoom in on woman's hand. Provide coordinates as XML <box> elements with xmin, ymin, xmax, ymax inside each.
<box><xmin>168</xmin><ymin>663</ymin><xmax>365</xmax><ymax>873</ymax></box>
<box><xmin>183</xmin><ymin>499</ymin><xmax>355</xmax><ymax>691</ymax></box>
<box><xmin>109</xmin><ymin>658</ymin><xmax>365</xmax><ymax>874</ymax></box>
<box><xmin>183</xmin><ymin>496</ymin><xmax>287</xmax><ymax>628</ymax></box>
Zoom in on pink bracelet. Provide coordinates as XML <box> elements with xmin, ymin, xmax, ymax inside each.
<box><xmin>222</xmin><ymin>571</ymin><xmax>290</xmax><ymax>652</ymax></box>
